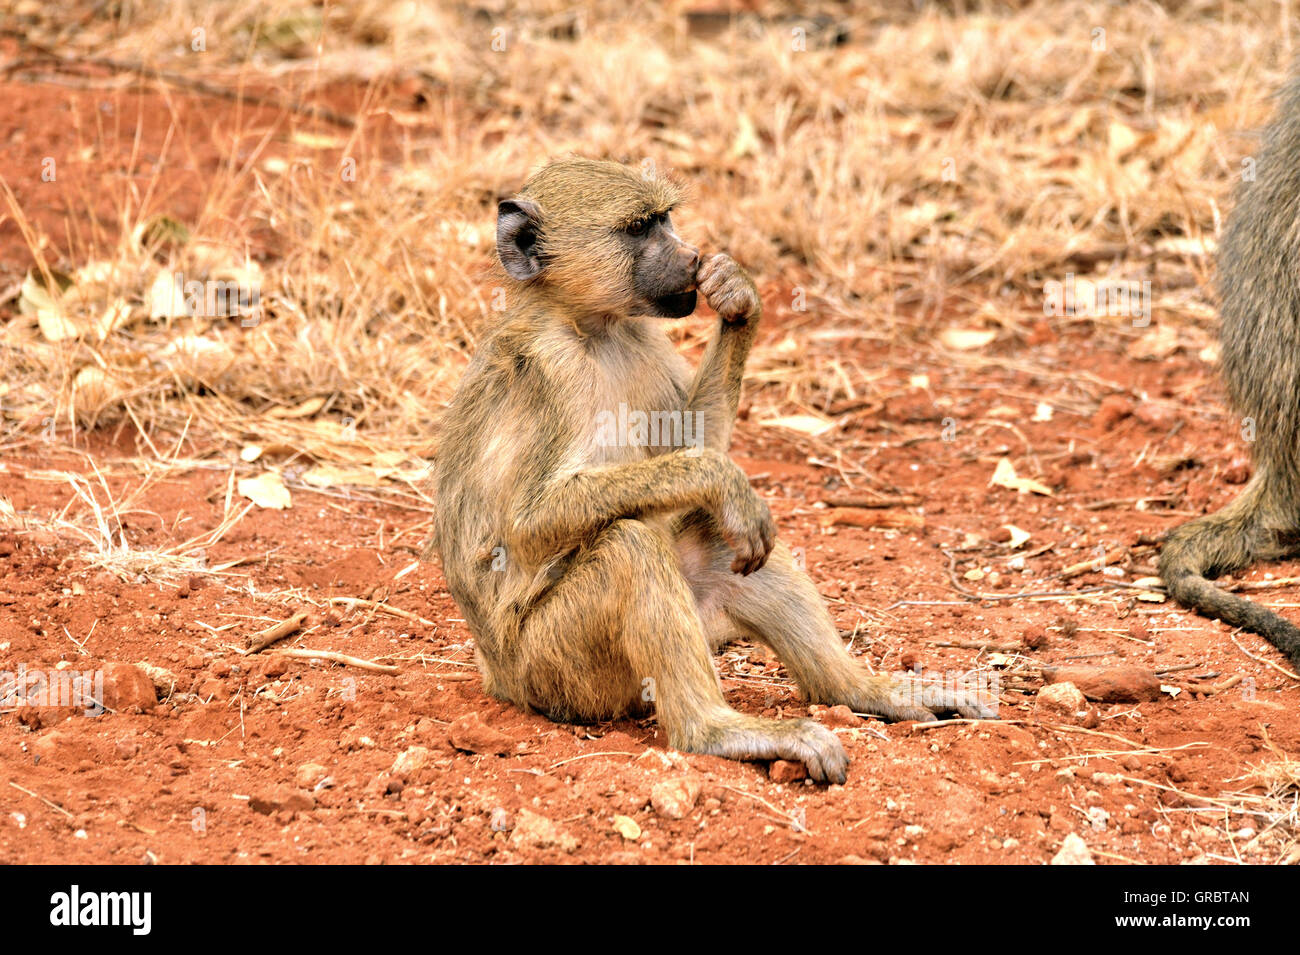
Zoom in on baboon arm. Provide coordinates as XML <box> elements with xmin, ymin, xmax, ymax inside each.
<box><xmin>684</xmin><ymin>317</ymin><xmax>759</xmax><ymax>452</ymax></box>
<box><xmin>509</xmin><ymin>449</ymin><xmax>735</xmax><ymax>563</ymax></box>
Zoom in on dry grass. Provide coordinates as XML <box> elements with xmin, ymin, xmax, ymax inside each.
<box><xmin>2</xmin><ymin>0</ymin><xmax>1299</xmax><ymax>863</ymax></box>
<box><xmin>0</xmin><ymin>0</ymin><xmax>1294</xmax><ymax>467</ymax></box>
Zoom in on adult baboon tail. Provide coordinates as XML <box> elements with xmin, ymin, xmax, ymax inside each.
<box><xmin>1158</xmin><ymin>476</ymin><xmax>1300</xmax><ymax>668</ymax></box>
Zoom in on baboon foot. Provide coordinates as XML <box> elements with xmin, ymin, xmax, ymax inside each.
<box><xmin>684</xmin><ymin>714</ymin><xmax>849</xmax><ymax>784</ymax></box>
<box><xmin>841</xmin><ymin>675</ymin><xmax>998</xmax><ymax>722</ymax></box>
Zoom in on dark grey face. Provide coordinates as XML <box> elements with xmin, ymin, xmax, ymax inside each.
<box><xmin>622</xmin><ymin>212</ymin><xmax>701</xmax><ymax>318</ymax></box>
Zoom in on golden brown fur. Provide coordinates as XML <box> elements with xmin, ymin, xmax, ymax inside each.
<box><xmin>429</xmin><ymin>158</ymin><xmax>993</xmax><ymax>782</ymax></box>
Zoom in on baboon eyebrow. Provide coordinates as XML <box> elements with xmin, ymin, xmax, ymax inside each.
<box><xmin>615</xmin><ymin>204</ymin><xmax>674</xmax><ymax>230</ymax></box>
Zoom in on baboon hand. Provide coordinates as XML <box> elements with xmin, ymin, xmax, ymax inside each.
<box><xmin>846</xmin><ymin>675</ymin><xmax>999</xmax><ymax>722</ymax></box>
<box><xmin>697</xmin><ymin>253</ymin><xmax>760</xmax><ymax>325</ymax></box>
<box><xmin>716</xmin><ymin>465</ymin><xmax>776</xmax><ymax>575</ymax></box>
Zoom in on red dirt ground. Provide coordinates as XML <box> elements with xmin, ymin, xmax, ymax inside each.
<box><xmin>2</xmin><ymin>74</ymin><xmax>1297</xmax><ymax>866</ymax></box>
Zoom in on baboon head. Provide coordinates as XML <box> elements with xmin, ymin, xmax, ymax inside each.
<box><xmin>496</xmin><ymin>158</ymin><xmax>702</xmax><ymax>318</ymax></box>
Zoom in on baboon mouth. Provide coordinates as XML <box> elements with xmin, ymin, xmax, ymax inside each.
<box><xmin>653</xmin><ymin>289</ymin><xmax>697</xmax><ymax>318</ymax></box>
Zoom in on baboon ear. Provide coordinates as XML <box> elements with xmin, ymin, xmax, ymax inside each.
<box><xmin>497</xmin><ymin>199</ymin><xmax>545</xmax><ymax>281</ymax></box>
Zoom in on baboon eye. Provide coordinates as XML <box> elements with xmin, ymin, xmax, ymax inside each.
<box><xmin>626</xmin><ymin>218</ymin><xmax>649</xmax><ymax>237</ymax></box>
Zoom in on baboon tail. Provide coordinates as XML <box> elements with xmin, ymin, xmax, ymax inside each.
<box><xmin>1158</xmin><ymin>476</ymin><xmax>1300</xmax><ymax>668</ymax></box>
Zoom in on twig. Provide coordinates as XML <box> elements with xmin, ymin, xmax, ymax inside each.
<box><xmin>8</xmin><ymin>781</ymin><xmax>73</xmax><ymax>818</ymax></box>
<box><xmin>1060</xmin><ymin>547</ymin><xmax>1129</xmax><ymax>579</ymax></box>
<box><xmin>244</xmin><ymin>612</ymin><xmax>307</xmax><ymax>653</ymax></box>
<box><xmin>271</xmin><ymin>648</ymin><xmax>398</xmax><ymax>673</ymax></box>
<box><xmin>1182</xmin><ymin>674</ymin><xmax>1244</xmax><ymax>696</ymax></box>
<box><xmin>328</xmin><ymin>597</ymin><xmax>437</xmax><ymax>628</ymax></box>
<box><xmin>822</xmin><ymin>494</ymin><xmax>921</xmax><ymax>508</ymax></box>
<box><xmin>550</xmin><ymin>751</ymin><xmax>640</xmax><ymax>769</ymax></box>
<box><xmin>1014</xmin><ymin>741</ymin><xmax>1208</xmax><ymax>764</ymax></box>
<box><xmin>719</xmin><ymin>785</ymin><xmax>810</xmax><ymax>832</ymax></box>
<box><xmin>911</xmin><ymin>717</ymin><xmax>1145</xmax><ymax>749</ymax></box>
<box><xmin>1228</xmin><ymin>633</ymin><xmax>1300</xmax><ymax>681</ymax></box>
<box><xmin>940</xmin><ymin>550</ymin><xmax>1159</xmax><ymax>603</ymax></box>
<box><xmin>928</xmin><ymin>640</ymin><xmax>1023</xmax><ymax>653</ymax></box>
<box><xmin>1234</xmin><ymin>576</ymin><xmax>1300</xmax><ymax>592</ymax></box>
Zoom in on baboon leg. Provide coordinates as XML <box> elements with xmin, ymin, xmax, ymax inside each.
<box><xmin>677</xmin><ymin>519</ymin><xmax>996</xmax><ymax>720</ymax></box>
<box><xmin>514</xmin><ymin>518</ymin><xmax>850</xmax><ymax>782</ymax></box>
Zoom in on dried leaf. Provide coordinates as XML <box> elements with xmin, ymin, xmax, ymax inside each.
<box><xmin>36</xmin><ymin>308</ymin><xmax>82</xmax><ymax>342</ymax></box>
<box><xmin>990</xmin><ymin>457</ymin><xmax>1053</xmax><ymax>496</ymax></box>
<box><xmin>302</xmin><ymin>464</ymin><xmax>389</xmax><ymax>488</ymax></box>
<box><xmin>1131</xmin><ymin>576</ymin><xmax>1167</xmax><ymax>602</ymax></box>
<box><xmin>1004</xmin><ymin>524</ymin><xmax>1031</xmax><ymax>548</ymax></box>
<box><xmin>938</xmin><ymin>328</ymin><xmax>997</xmax><ymax>351</ymax></box>
<box><xmin>1127</xmin><ymin>325</ymin><xmax>1180</xmax><ymax>361</ymax></box>
<box><xmin>149</xmin><ymin>270</ymin><xmax>191</xmax><ymax>319</ymax></box>
<box><xmin>758</xmin><ymin>414</ymin><xmax>835</xmax><ymax>436</ymax></box>
<box><xmin>239</xmin><ymin>471</ymin><xmax>291</xmax><ymax>509</ymax></box>
<box><xmin>18</xmin><ymin>268</ymin><xmax>74</xmax><ymax>318</ymax></box>
<box><xmin>268</xmin><ymin>396</ymin><xmax>328</xmax><ymax>419</ymax></box>
<box><xmin>729</xmin><ymin>112</ymin><xmax>761</xmax><ymax>159</ymax></box>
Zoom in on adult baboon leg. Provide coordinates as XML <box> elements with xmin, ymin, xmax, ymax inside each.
<box><xmin>515</xmin><ymin>518</ymin><xmax>849</xmax><ymax>782</ymax></box>
<box><xmin>678</xmin><ymin>521</ymin><xmax>996</xmax><ymax>720</ymax></box>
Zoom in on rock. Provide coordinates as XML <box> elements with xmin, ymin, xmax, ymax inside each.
<box><xmin>1094</xmin><ymin>395</ymin><xmax>1134</xmax><ymax>431</ymax></box>
<box><xmin>837</xmin><ymin>854</ymin><xmax>882</xmax><ymax>865</ymax></box>
<box><xmin>650</xmin><ymin>777</ymin><xmax>701</xmax><ymax>819</ymax></box>
<box><xmin>261</xmin><ymin>657</ymin><xmax>289</xmax><ymax>679</ymax></box>
<box><xmin>30</xmin><ymin>730</ymin><xmax>92</xmax><ymax>767</ymax></box>
<box><xmin>1223</xmin><ymin>457</ymin><xmax>1251</xmax><ymax>484</ymax></box>
<box><xmin>448</xmin><ymin>712</ymin><xmax>512</xmax><ymax>756</ymax></box>
<box><xmin>195</xmin><ymin>678</ymin><xmax>228</xmax><ymax>702</ymax></box>
<box><xmin>635</xmin><ymin>748</ymin><xmax>673</xmax><ymax>769</ymax></box>
<box><xmin>295</xmin><ymin>763</ymin><xmax>329</xmax><ymax>790</ymax></box>
<box><xmin>1034</xmin><ymin>681</ymin><xmax>1088</xmax><ymax>717</ymax></box>
<box><xmin>611</xmin><ymin>815</ymin><xmax>641</xmax><ymax>840</ymax></box>
<box><xmin>249</xmin><ymin>786</ymin><xmax>315</xmax><ymax>815</ymax></box>
<box><xmin>114</xmin><ymin>738</ymin><xmax>139</xmax><ymax>760</ymax></box>
<box><xmin>769</xmin><ymin>759</ymin><xmax>808</xmax><ymax>784</ymax></box>
<box><xmin>1051</xmin><ymin>832</ymin><xmax>1095</xmax><ymax>865</ymax></box>
<box><xmin>102</xmin><ymin>663</ymin><xmax>157</xmax><ymax>712</ymax></box>
<box><xmin>1021</xmin><ymin>626</ymin><xmax>1048</xmax><ymax>650</ymax></box>
<box><xmin>391</xmin><ymin>746</ymin><xmax>432</xmax><ymax>777</ymax></box>
<box><xmin>134</xmin><ymin>662</ymin><xmax>178</xmax><ymax>695</ymax></box>
<box><xmin>510</xmin><ymin>809</ymin><xmax>577</xmax><ymax>852</ymax></box>
<box><xmin>825</xmin><ymin>704</ymin><xmax>859</xmax><ymax>726</ymax></box>
<box><xmin>1041</xmin><ymin>665</ymin><xmax>1162</xmax><ymax>702</ymax></box>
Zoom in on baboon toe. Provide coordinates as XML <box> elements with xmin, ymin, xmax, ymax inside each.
<box><xmin>847</xmin><ymin>678</ymin><xmax>998</xmax><ymax>722</ymax></box>
<box><xmin>777</xmin><ymin>719</ymin><xmax>849</xmax><ymax>784</ymax></box>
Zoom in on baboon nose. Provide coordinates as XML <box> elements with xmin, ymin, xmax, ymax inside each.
<box><xmin>681</xmin><ymin>245</ymin><xmax>701</xmax><ymax>276</ymax></box>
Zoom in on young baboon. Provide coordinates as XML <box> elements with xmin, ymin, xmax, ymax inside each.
<box><xmin>430</xmin><ymin>158</ymin><xmax>992</xmax><ymax>783</ymax></box>
<box><xmin>1158</xmin><ymin>77</ymin><xmax>1300</xmax><ymax>669</ymax></box>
